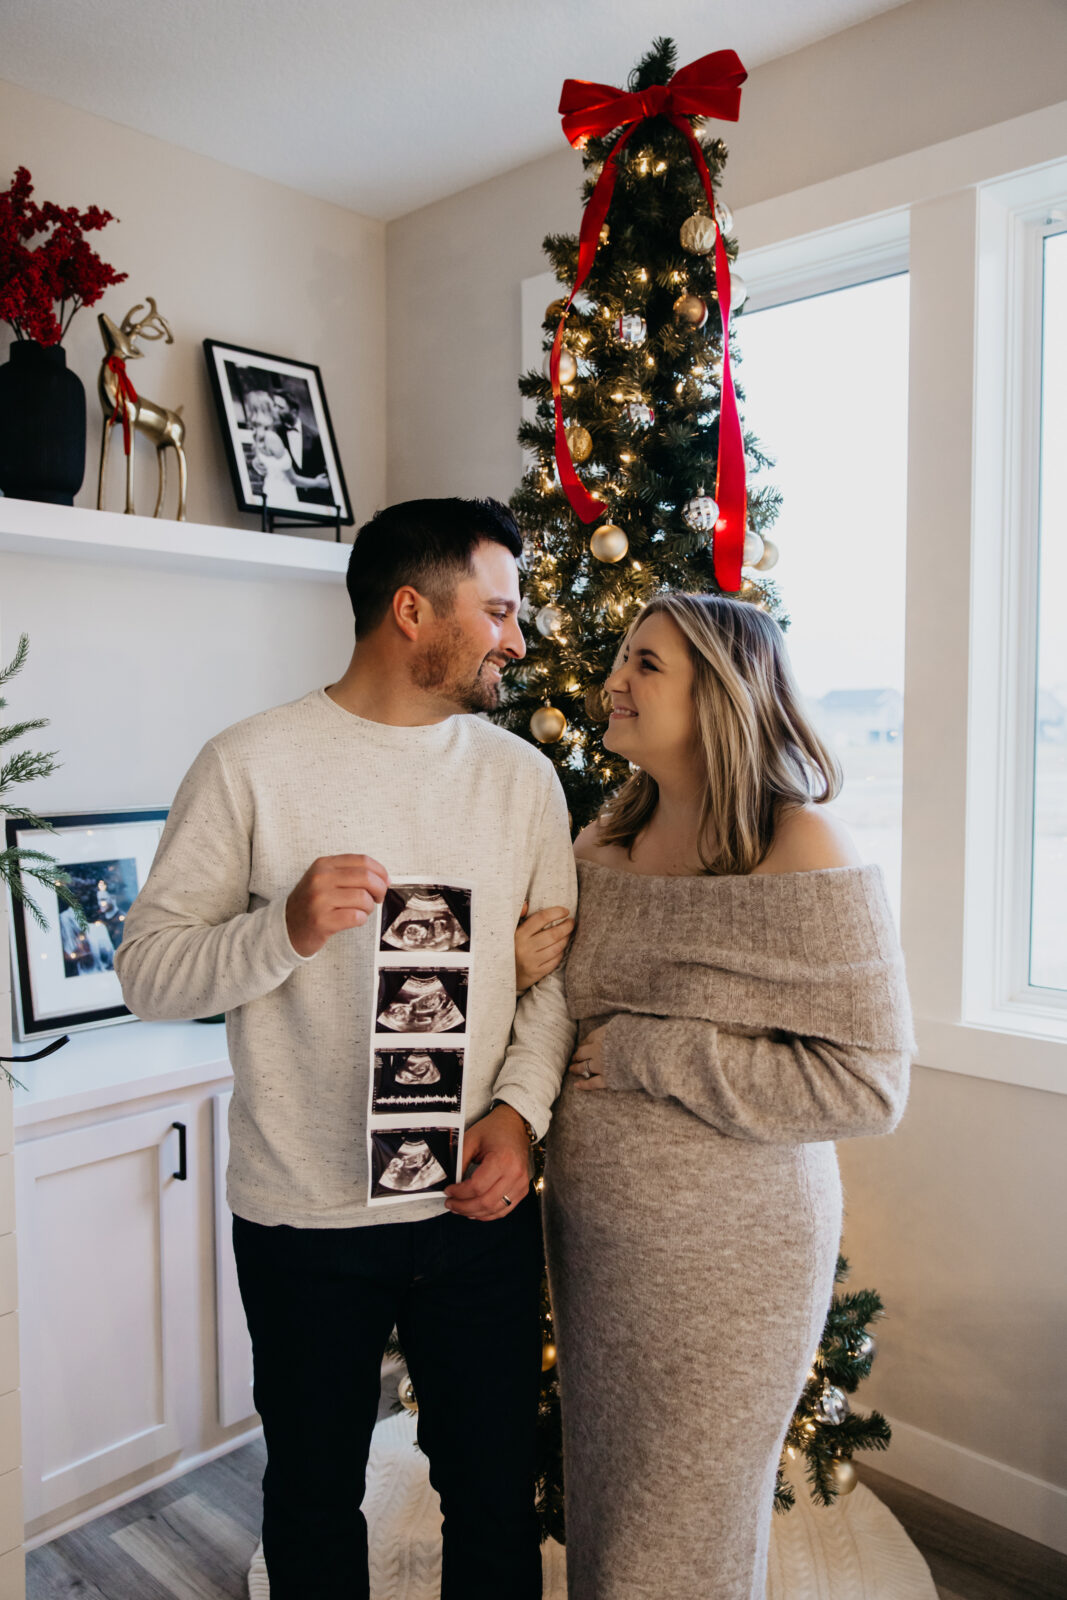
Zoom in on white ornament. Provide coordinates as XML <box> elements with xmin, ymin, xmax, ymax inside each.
<box><xmin>623</xmin><ymin>401</ymin><xmax>654</xmax><ymax>428</ymax></box>
<box><xmin>730</xmin><ymin>269</ymin><xmax>749</xmax><ymax>309</ymax></box>
<box><xmin>680</xmin><ymin>213</ymin><xmax>716</xmax><ymax>255</ymax></box>
<box><xmin>535</xmin><ymin>605</ymin><xmax>565</xmax><ymax>637</ymax></box>
<box><xmin>743</xmin><ymin>532</ymin><xmax>765</xmax><ymax>567</ymax></box>
<box><xmin>715</xmin><ymin>200</ymin><xmax>733</xmax><ymax>234</ymax></box>
<box><xmin>754</xmin><ymin>538</ymin><xmax>779</xmax><ymax>572</ymax></box>
<box><xmin>616</xmin><ymin>314</ymin><xmax>647</xmax><ymax>346</ymax></box>
<box><xmin>543</xmin><ymin>347</ymin><xmax>577</xmax><ymax>385</ymax></box>
<box><xmin>682</xmin><ymin>487</ymin><xmax>719</xmax><ymax>533</ymax></box>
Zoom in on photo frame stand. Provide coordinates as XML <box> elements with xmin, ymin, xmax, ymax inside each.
<box><xmin>259</xmin><ymin>494</ymin><xmax>346</xmax><ymax>542</ymax></box>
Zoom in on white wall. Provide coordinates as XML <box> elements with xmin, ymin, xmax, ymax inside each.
<box><xmin>384</xmin><ymin>0</ymin><xmax>1067</xmax><ymax>1539</ymax></box>
<box><xmin>0</xmin><ymin>76</ymin><xmax>387</xmax><ymax>535</ymax></box>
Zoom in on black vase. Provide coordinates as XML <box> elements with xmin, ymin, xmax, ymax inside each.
<box><xmin>0</xmin><ymin>339</ymin><xmax>87</xmax><ymax>506</ymax></box>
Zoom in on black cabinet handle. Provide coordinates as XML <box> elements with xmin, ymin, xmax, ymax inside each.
<box><xmin>172</xmin><ymin>1121</ymin><xmax>187</xmax><ymax>1181</ymax></box>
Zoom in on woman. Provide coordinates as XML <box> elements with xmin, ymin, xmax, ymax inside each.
<box><xmin>516</xmin><ymin>593</ymin><xmax>914</xmax><ymax>1600</ymax></box>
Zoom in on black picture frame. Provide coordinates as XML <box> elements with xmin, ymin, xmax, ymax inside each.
<box><xmin>203</xmin><ymin>339</ymin><xmax>353</xmax><ymax>529</ymax></box>
<box><xmin>5</xmin><ymin>809</ymin><xmax>169</xmax><ymax>1040</ymax></box>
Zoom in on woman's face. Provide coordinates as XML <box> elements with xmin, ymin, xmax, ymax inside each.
<box><xmin>602</xmin><ymin>610</ymin><xmax>699</xmax><ymax>777</ymax></box>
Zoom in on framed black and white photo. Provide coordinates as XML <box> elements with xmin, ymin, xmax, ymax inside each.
<box><xmin>5</xmin><ymin>809</ymin><xmax>168</xmax><ymax>1040</ymax></box>
<box><xmin>203</xmin><ymin>340</ymin><xmax>353</xmax><ymax>526</ymax></box>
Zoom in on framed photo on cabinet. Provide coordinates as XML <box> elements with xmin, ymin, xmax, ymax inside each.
<box><xmin>5</xmin><ymin>809</ymin><xmax>168</xmax><ymax>1039</ymax></box>
<box><xmin>203</xmin><ymin>339</ymin><xmax>353</xmax><ymax>527</ymax></box>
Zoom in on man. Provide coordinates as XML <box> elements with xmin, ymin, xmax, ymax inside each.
<box><xmin>272</xmin><ymin>389</ymin><xmax>332</xmax><ymax>505</ymax></box>
<box><xmin>115</xmin><ymin>498</ymin><xmax>576</xmax><ymax>1599</ymax></box>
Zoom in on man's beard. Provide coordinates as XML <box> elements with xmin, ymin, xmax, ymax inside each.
<box><xmin>412</xmin><ymin>625</ymin><xmax>501</xmax><ymax>713</ymax></box>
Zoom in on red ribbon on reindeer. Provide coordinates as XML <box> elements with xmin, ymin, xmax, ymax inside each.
<box><xmin>549</xmin><ymin>49</ymin><xmax>748</xmax><ymax>592</ymax></box>
<box><xmin>106</xmin><ymin>354</ymin><xmax>139</xmax><ymax>455</ymax></box>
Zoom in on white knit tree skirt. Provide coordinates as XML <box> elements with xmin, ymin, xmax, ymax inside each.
<box><xmin>247</xmin><ymin>1413</ymin><xmax>937</xmax><ymax>1599</ymax></box>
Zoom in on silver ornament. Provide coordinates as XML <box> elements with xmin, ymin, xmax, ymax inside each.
<box><xmin>754</xmin><ymin>537</ymin><xmax>779</xmax><ymax>572</ymax></box>
<box><xmin>731</xmin><ymin>269</ymin><xmax>749</xmax><ymax>309</ymax></box>
<box><xmin>743</xmin><ymin>531</ymin><xmax>765</xmax><ymax>567</ymax></box>
<box><xmin>853</xmin><ymin>1331</ymin><xmax>876</xmax><ymax>1362</ymax></box>
<box><xmin>543</xmin><ymin>347</ymin><xmax>577</xmax><ymax>385</ymax></box>
<box><xmin>680</xmin><ymin>212</ymin><xmax>716</xmax><ymax>255</ymax></box>
<box><xmin>817</xmin><ymin>1386</ymin><xmax>850</xmax><ymax>1426</ymax></box>
<box><xmin>682</xmin><ymin>487</ymin><xmax>719</xmax><ymax>533</ymax></box>
<box><xmin>616</xmin><ymin>313</ymin><xmax>647</xmax><ymax>346</ymax></box>
<box><xmin>673</xmin><ymin>292</ymin><xmax>709</xmax><ymax>328</ymax></box>
<box><xmin>715</xmin><ymin>200</ymin><xmax>733</xmax><ymax>234</ymax></box>
<box><xmin>530</xmin><ymin>706</ymin><xmax>567</xmax><ymax>743</ymax></box>
<box><xmin>535</xmin><ymin>605</ymin><xmax>565</xmax><ymax>638</ymax></box>
<box><xmin>589</xmin><ymin>523</ymin><xmax>629</xmax><ymax>563</ymax></box>
<box><xmin>623</xmin><ymin>401</ymin><xmax>654</xmax><ymax>428</ymax></box>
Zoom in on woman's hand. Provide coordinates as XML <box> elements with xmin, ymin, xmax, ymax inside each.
<box><xmin>569</xmin><ymin>1024</ymin><xmax>607</xmax><ymax>1089</ymax></box>
<box><xmin>515</xmin><ymin>900</ymin><xmax>575</xmax><ymax>993</ymax></box>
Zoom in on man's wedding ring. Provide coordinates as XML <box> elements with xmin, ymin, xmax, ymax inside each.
<box><xmin>502</xmin><ymin>1193</ymin><xmax>513</xmax><ymax>1207</ymax></box>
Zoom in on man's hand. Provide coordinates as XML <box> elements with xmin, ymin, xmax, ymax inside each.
<box><xmin>444</xmin><ymin>1103</ymin><xmax>532</xmax><ymax>1220</ymax></box>
<box><xmin>285</xmin><ymin>854</ymin><xmax>389</xmax><ymax>958</ymax></box>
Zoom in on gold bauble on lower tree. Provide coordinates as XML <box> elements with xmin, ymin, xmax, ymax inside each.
<box><xmin>589</xmin><ymin>522</ymin><xmax>629</xmax><ymax>563</ymax></box>
<box><xmin>543</xmin><ymin>348</ymin><xmax>577</xmax><ymax>385</ymax></box>
<box><xmin>754</xmin><ymin>537</ymin><xmax>779</xmax><ymax>572</ymax></box>
<box><xmin>541</xmin><ymin>1342</ymin><xmax>558</xmax><ymax>1372</ymax></box>
<box><xmin>565</xmin><ymin>425</ymin><xmax>593</xmax><ymax>463</ymax></box>
<box><xmin>545</xmin><ymin>298</ymin><xmax>569</xmax><ymax>324</ymax></box>
<box><xmin>673</xmin><ymin>292</ymin><xmax>708</xmax><ymax>328</ymax></box>
<box><xmin>831</xmin><ymin>1458</ymin><xmax>858</xmax><ymax>1495</ymax></box>
<box><xmin>530</xmin><ymin>706</ymin><xmax>567</xmax><ymax>743</ymax></box>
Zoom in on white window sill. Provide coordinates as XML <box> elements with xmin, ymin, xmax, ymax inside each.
<box><xmin>916</xmin><ymin>1016</ymin><xmax>1066</xmax><ymax>1095</ymax></box>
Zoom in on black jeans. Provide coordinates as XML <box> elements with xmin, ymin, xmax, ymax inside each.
<box><xmin>232</xmin><ymin>1202</ymin><xmax>544</xmax><ymax>1600</ymax></box>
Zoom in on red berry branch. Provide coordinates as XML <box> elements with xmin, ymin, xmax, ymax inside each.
<box><xmin>0</xmin><ymin>167</ymin><xmax>127</xmax><ymax>347</ymax></box>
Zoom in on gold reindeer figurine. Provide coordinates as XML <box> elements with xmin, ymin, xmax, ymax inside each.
<box><xmin>97</xmin><ymin>298</ymin><xmax>187</xmax><ymax>520</ymax></box>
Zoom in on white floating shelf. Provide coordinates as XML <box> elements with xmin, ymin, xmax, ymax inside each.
<box><xmin>0</xmin><ymin>496</ymin><xmax>351</xmax><ymax>583</ymax></box>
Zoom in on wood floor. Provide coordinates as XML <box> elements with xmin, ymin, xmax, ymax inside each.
<box><xmin>26</xmin><ymin>1439</ymin><xmax>1067</xmax><ymax>1599</ymax></box>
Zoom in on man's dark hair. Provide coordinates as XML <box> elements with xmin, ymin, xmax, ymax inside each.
<box><xmin>346</xmin><ymin>497</ymin><xmax>523</xmax><ymax>639</ymax></box>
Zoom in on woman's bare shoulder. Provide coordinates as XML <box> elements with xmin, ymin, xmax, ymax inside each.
<box><xmin>755</xmin><ymin>804</ymin><xmax>862</xmax><ymax>875</ymax></box>
<box><xmin>573</xmin><ymin>817</ymin><xmax>628</xmax><ymax>866</ymax></box>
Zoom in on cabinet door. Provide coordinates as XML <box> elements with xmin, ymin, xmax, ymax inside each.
<box><xmin>16</xmin><ymin>1104</ymin><xmax>195</xmax><ymax>1521</ymax></box>
<box><xmin>213</xmin><ymin>1091</ymin><xmax>256</xmax><ymax>1427</ymax></box>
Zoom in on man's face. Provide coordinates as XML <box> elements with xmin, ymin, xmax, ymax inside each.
<box><xmin>410</xmin><ymin>540</ymin><xmax>526</xmax><ymax>713</ymax></box>
<box><xmin>273</xmin><ymin>395</ymin><xmax>298</xmax><ymax>430</ymax></box>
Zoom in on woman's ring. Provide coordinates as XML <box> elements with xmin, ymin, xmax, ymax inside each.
<box><xmin>502</xmin><ymin>1193</ymin><xmax>513</xmax><ymax>1207</ymax></box>
<box><xmin>582</xmin><ymin>1066</ymin><xmax>592</xmax><ymax>1079</ymax></box>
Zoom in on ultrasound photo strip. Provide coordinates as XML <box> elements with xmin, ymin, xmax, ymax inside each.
<box><xmin>366</xmin><ymin>876</ymin><xmax>473</xmax><ymax>1206</ymax></box>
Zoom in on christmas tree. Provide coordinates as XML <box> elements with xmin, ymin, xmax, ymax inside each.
<box><xmin>497</xmin><ymin>38</ymin><xmax>891</xmax><ymax>1532</ymax></box>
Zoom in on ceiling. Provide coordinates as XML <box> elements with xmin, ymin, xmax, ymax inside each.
<box><xmin>1</xmin><ymin>0</ymin><xmax>913</xmax><ymax>221</ymax></box>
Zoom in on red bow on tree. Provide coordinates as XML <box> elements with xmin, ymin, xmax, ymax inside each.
<box><xmin>548</xmin><ymin>50</ymin><xmax>749</xmax><ymax>592</ymax></box>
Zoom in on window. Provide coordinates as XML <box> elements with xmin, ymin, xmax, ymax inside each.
<box><xmin>1030</xmin><ymin>228</ymin><xmax>1067</xmax><ymax>991</ymax></box>
<box><xmin>736</xmin><ymin>275</ymin><xmax>910</xmax><ymax>920</ymax></box>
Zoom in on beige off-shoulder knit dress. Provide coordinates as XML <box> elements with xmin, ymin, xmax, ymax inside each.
<box><xmin>543</xmin><ymin>860</ymin><xmax>915</xmax><ymax>1600</ymax></box>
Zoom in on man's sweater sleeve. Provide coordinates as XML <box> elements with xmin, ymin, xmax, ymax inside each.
<box><xmin>115</xmin><ymin>741</ymin><xmax>314</xmax><ymax>1021</ymax></box>
<box><xmin>599</xmin><ymin>1014</ymin><xmax>910</xmax><ymax>1144</ymax></box>
<box><xmin>490</xmin><ymin>770</ymin><xmax>578</xmax><ymax>1140</ymax></box>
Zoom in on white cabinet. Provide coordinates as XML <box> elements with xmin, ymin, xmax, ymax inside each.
<box><xmin>16</xmin><ymin>1104</ymin><xmax>196</xmax><ymax>1521</ymax></box>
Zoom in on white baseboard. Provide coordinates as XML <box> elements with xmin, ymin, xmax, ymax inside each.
<box><xmin>24</xmin><ymin>1426</ymin><xmax>264</xmax><ymax>1552</ymax></box>
<box><xmin>876</xmin><ymin>1414</ymin><xmax>1067</xmax><ymax>1556</ymax></box>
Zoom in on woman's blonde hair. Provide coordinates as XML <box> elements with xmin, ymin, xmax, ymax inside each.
<box><xmin>597</xmin><ymin>592</ymin><xmax>841</xmax><ymax>875</ymax></box>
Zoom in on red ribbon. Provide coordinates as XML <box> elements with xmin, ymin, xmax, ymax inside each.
<box><xmin>550</xmin><ymin>50</ymin><xmax>748</xmax><ymax>592</ymax></box>
<box><xmin>107</xmin><ymin>354</ymin><xmax>139</xmax><ymax>455</ymax></box>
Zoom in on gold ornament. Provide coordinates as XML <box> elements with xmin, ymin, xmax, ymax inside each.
<box><xmin>585</xmin><ymin>683</ymin><xmax>612</xmax><ymax>723</ymax></box>
<box><xmin>832</xmin><ymin>1459</ymin><xmax>858</xmax><ymax>1495</ymax></box>
<box><xmin>541</xmin><ymin>1341</ymin><xmax>558</xmax><ymax>1372</ymax></box>
<box><xmin>743</xmin><ymin>531</ymin><xmax>765</xmax><ymax>567</ymax></box>
<box><xmin>754</xmin><ymin>537</ymin><xmax>779</xmax><ymax>572</ymax></box>
<box><xmin>673</xmin><ymin>292</ymin><xmax>708</xmax><ymax>328</ymax></box>
<box><xmin>565</xmin><ymin>425</ymin><xmax>593</xmax><ymax>463</ymax></box>
<box><xmin>543</xmin><ymin>347</ymin><xmax>577</xmax><ymax>385</ymax></box>
<box><xmin>590</xmin><ymin>522</ymin><xmax>629</xmax><ymax>563</ymax></box>
<box><xmin>397</xmin><ymin>1375</ymin><xmax>418</xmax><ymax>1414</ymax></box>
<box><xmin>680</xmin><ymin>213</ymin><xmax>717</xmax><ymax>255</ymax></box>
<box><xmin>545</xmin><ymin>298</ymin><xmax>569</xmax><ymax>323</ymax></box>
<box><xmin>97</xmin><ymin>298</ymin><xmax>188</xmax><ymax>521</ymax></box>
<box><xmin>530</xmin><ymin>706</ymin><xmax>567</xmax><ymax>743</ymax></box>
